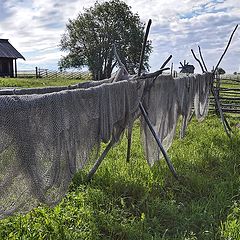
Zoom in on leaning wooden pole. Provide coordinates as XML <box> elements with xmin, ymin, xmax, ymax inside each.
<box><xmin>191</xmin><ymin>49</ymin><xmax>231</xmax><ymax>137</ymax></box>
<box><xmin>127</xmin><ymin>19</ymin><xmax>152</xmax><ymax>163</ymax></box>
<box><xmin>138</xmin><ymin>19</ymin><xmax>152</xmax><ymax>76</ymax></box>
<box><xmin>198</xmin><ymin>46</ymin><xmax>208</xmax><ymax>72</ymax></box>
<box><xmin>137</xmin><ymin>19</ymin><xmax>178</xmax><ymax>178</ymax></box>
<box><xmin>139</xmin><ymin>102</ymin><xmax>178</xmax><ymax>179</ymax></box>
<box><xmin>160</xmin><ymin>55</ymin><xmax>172</xmax><ymax>69</ymax></box>
<box><xmin>211</xmin><ymin>24</ymin><xmax>238</xmax><ymax>133</ymax></box>
<box><xmin>212</xmin><ymin>25</ymin><xmax>239</xmax><ymax>132</ymax></box>
<box><xmin>191</xmin><ymin>49</ymin><xmax>205</xmax><ymax>73</ymax></box>
<box><xmin>87</xmin><ymin>140</ymin><xmax>115</xmax><ymax>181</ymax></box>
<box><xmin>211</xmin><ymin>87</ymin><xmax>231</xmax><ymax>138</ymax></box>
<box><xmin>214</xmin><ymin>24</ymin><xmax>238</xmax><ymax>73</ymax></box>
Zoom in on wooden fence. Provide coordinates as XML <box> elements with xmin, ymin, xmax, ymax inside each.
<box><xmin>210</xmin><ymin>74</ymin><xmax>240</xmax><ymax>114</ymax></box>
<box><xmin>17</xmin><ymin>67</ymin><xmax>91</xmax><ymax>80</ymax></box>
<box><xmin>17</xmin><ymin>69</ymin><xmax>36</xmax><ymax>78</ymax></box>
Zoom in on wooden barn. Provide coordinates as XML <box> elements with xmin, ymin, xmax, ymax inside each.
<box><xmin>0</xmin><ymin>39</ymin><xmax>25</xmax><ymax>77</ymax></box>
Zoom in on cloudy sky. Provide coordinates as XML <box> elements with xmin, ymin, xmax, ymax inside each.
<box><xmin>0</xmin><ymin>0</ymin><xmax>239</xmax><ymax>73</ymax></box>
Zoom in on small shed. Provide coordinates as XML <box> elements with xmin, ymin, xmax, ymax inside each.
<box><xmin>0</xmin><ymin>39</ymin><xmax>25</xmax><ymax>77</ymax></box>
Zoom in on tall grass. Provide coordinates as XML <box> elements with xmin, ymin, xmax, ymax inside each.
<box><xmin>0</xmin><ymin>78</ymin><xmax>240</xmax><ymax>239</ymax></box>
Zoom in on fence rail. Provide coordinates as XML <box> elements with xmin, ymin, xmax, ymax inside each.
<box><xmin>212</xmin><ymin>74</ymin><xmax>240</xmax><ymax>114</ymax></box>
<box><xmin>16</xmin><ymin>67</ymin><xmax>91</xmax><ymax>80</ymax></box>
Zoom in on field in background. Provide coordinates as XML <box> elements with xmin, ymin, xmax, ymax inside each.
<box><xmin>0</xmin><ymin>76</ymin><xmax>90</xmax><ymax>89</ymax></box>
<box><xmin>0</xmin><ymin>77</ymin><xmax>240</xmax><ymax>239</ymax></box>
<box><xmin>16</xmin><ymin>68</ymin><xmax>91</xmax><ymax>80</ymax></box>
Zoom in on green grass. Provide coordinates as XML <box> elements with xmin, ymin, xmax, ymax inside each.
<box><xmin>0</xmin><ymin>78</ymin><xmax>240</xmax><ymax>239</ymax></box>
<box><xmin>0</xmin><ymin>77</ymin><xmax>89</xmax><ymax>88</ymax></box>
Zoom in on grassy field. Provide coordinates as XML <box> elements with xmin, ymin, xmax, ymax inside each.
<box><xmin>0</xmin><ymin>77</ymin><xmax>240</xmax><ymax>239</ymax></box>
<box><xmin>0</xmin><ymin>77</ymin><xmax>88</xmax><ymax>88</ymax></box>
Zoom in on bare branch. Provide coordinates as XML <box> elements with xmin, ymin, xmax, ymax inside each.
<box><xmin>191</xmin><ymin>49</ymin><xmax>205</xmax><ymax>73</ymax></box>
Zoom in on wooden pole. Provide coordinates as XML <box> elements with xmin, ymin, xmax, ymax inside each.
<box><xmin>113</xmin><ymin>44</ymin><xmax>124</xmax><ymax>68</ymax></box>
<box><xmin>88</xmin><ymin>19</ymin><xmax>178</xmax><ymax>180</ymax></box>
<box><xmin>198</xmin><ymin>46</ymin><xmax>208</xmax><ymax>72</ymax></box>
<box><xmin>214</xmin><ymin>24</ymin><xmax>238</xmax><ymax>73</ymax></box>
<box><xmin>14</xmin><ymin>59</ymin><xmax>17</xmax><ymax>78</ymax></box>
<box><xmin>191</xmin><ymin>49</ymin><xmax>205</xmax><ymax>73</ymax></box>
<box><xmin>139</xmin><ymin>67</ymin><xmax>170</xmax><ymax>79</ymax></box>
<box><xmin>87</xmin><ymin>140</ymin><xmax>115</xmax><ymax>181</ymax></box>
<box><xmin>35</xmin><ymin>67</ymin><xmax>38</xmax><ymax>79</ymax></box>
<box><xmin>211</xmin><ymin>87</ymin><xmax>231</xmax><ymax>137</ymax></box>
<box><xmin>126</xmin><ymin>134</ymin><xmax>131</xmax><ymax>163</ymax></box>
<box><xmin>138</xmin><ymin>19</ymin><xmax>152</xmax><ymax>76</ymax></box>
<box><xmin>160</xmin><ymin>55</ymin><xmax>172</xmax><ymax>69</ymax></box>
<box><xmin>127</xmin><ymin>19</ymin><xmax>152</xmax><ymax>163</ymax></box>
<box><xmin>139</xmin><ymin>102</ymin><xmax>178</xmax><ymax>179</ymax></box>
<box><xmin>191</xmin><ymin>49</ymin><xmax>232</xmax><ymax>137</ymax></box>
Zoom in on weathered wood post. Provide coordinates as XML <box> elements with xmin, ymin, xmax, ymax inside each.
<box><xmin>35</xmin><ymin>67</ymin><xmax>38</xmax><ymax>79</ymax></box>
<box><xmin>14</xmin><ymin>59</ymin><xmax>17</xmax><ymax>78</ymax></box>
<box><xmin>215</xmin><ymin>71</ymin><xmax>221</xmax><ymax>115</ymax></box>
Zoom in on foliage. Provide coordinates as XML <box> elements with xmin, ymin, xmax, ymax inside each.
<box><xmin>59</xmin><ymin>0</ymin><xmax>152</xmax><ymax>80</ymax></box>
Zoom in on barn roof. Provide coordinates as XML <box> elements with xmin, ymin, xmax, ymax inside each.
<box><xmin>0</xmin><ymin>39</ymin><xmax>25</xmax><ymax>60</ymax></box>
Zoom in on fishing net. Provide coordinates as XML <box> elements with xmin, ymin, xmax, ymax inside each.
<box><xmin>0</xmin><ymin>72</ymin><xmax>211</xmax><ymax>219</ymax></box>
<box><xmin>194</xmin><ymin>73</ymin><xmax>212</xmax><ymax>121</ymax></box>
<box><xmin>0</xmin><ymin>79</ymin><xmax>142</xmax><ymax>219</ymax></box>
<box><xmin>174</xmin><ymin>75</ymin><xmax>196</xmax><ymax>138</ymax></box>
<box><xmin>141</xmin><ymin>75</ymin><xmax>179</xmax><ymax>166</ymax></box>
<box><xmin>0</xmin><ymin>78</ymin><xmax>112</xmax><ymax>96</ymax></box>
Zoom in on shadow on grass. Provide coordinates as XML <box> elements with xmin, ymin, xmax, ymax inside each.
<box><xmin>69</xmin><ymin>116</ymin><xmax>240</xmax><ymax>239</ymax></box>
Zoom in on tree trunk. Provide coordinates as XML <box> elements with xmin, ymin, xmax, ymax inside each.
<box><xmin>104</xmin><ymin>50</ymin><xmax>114</xmax><ymax>79</ymax></box>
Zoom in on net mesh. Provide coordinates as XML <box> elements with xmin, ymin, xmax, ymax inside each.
<box><xmin>0</xmin><ymin>78</ymin><xmax>112</xmax><ymax>96</ymax></box>
<box><xmin>0</xmin><ymin>79</ymin><xmax>142</xmax><ymax>219</ymax></box>
<box><xmin>194</xmin><ymin>73</ymin><xmax>212</xmax><ymax>121</ymax></box>
<box><xmin>141</xmin><ymin>75</ymin><xmax>179</xmax><ymax>166</ymax></box>
<box><xmin>141</xmin><ymin>73</ymin><xmax>212</xmax><ymax>166</ymax></box>
<box><xmin>174</xmin><ymin>75</ymin><xmax>196</xmax><ymax>138</ymax></box>
<box><xmin>0</xmin><ymin>73</ymin><xmax>211</xmax><ymax>219</ymax></box>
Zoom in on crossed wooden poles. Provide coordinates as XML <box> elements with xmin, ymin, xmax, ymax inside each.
<box><xmin>87</xmin><ymin>21</ymin><xmax>239</xmax><ymax>181</ymax></box>
<box><xmin>87</xmin><ymin>19</ymin><xmax>177</xmax><ymax>181</ymax></box>
<box><xmin>191</xmin><ymin>24</ymin><xmax>238</xmax><ymax>138</ymax></box>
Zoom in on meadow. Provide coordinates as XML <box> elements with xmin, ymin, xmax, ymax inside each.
<box><xmin>0</xmin><ymin>77</ymin><xmax>240</xmax><ymax>239</ymax></box>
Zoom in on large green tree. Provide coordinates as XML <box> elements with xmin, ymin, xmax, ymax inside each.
<box><xmin>59</xmin><ymin>0</ymin><xmax>152</xmax><ymax>80</ymax></box>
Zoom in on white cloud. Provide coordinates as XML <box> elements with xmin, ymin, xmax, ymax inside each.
<box><xmin>0</xmin><ymin>0</ymin><xmax>239</xmax><ymax>73</ymax></box>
